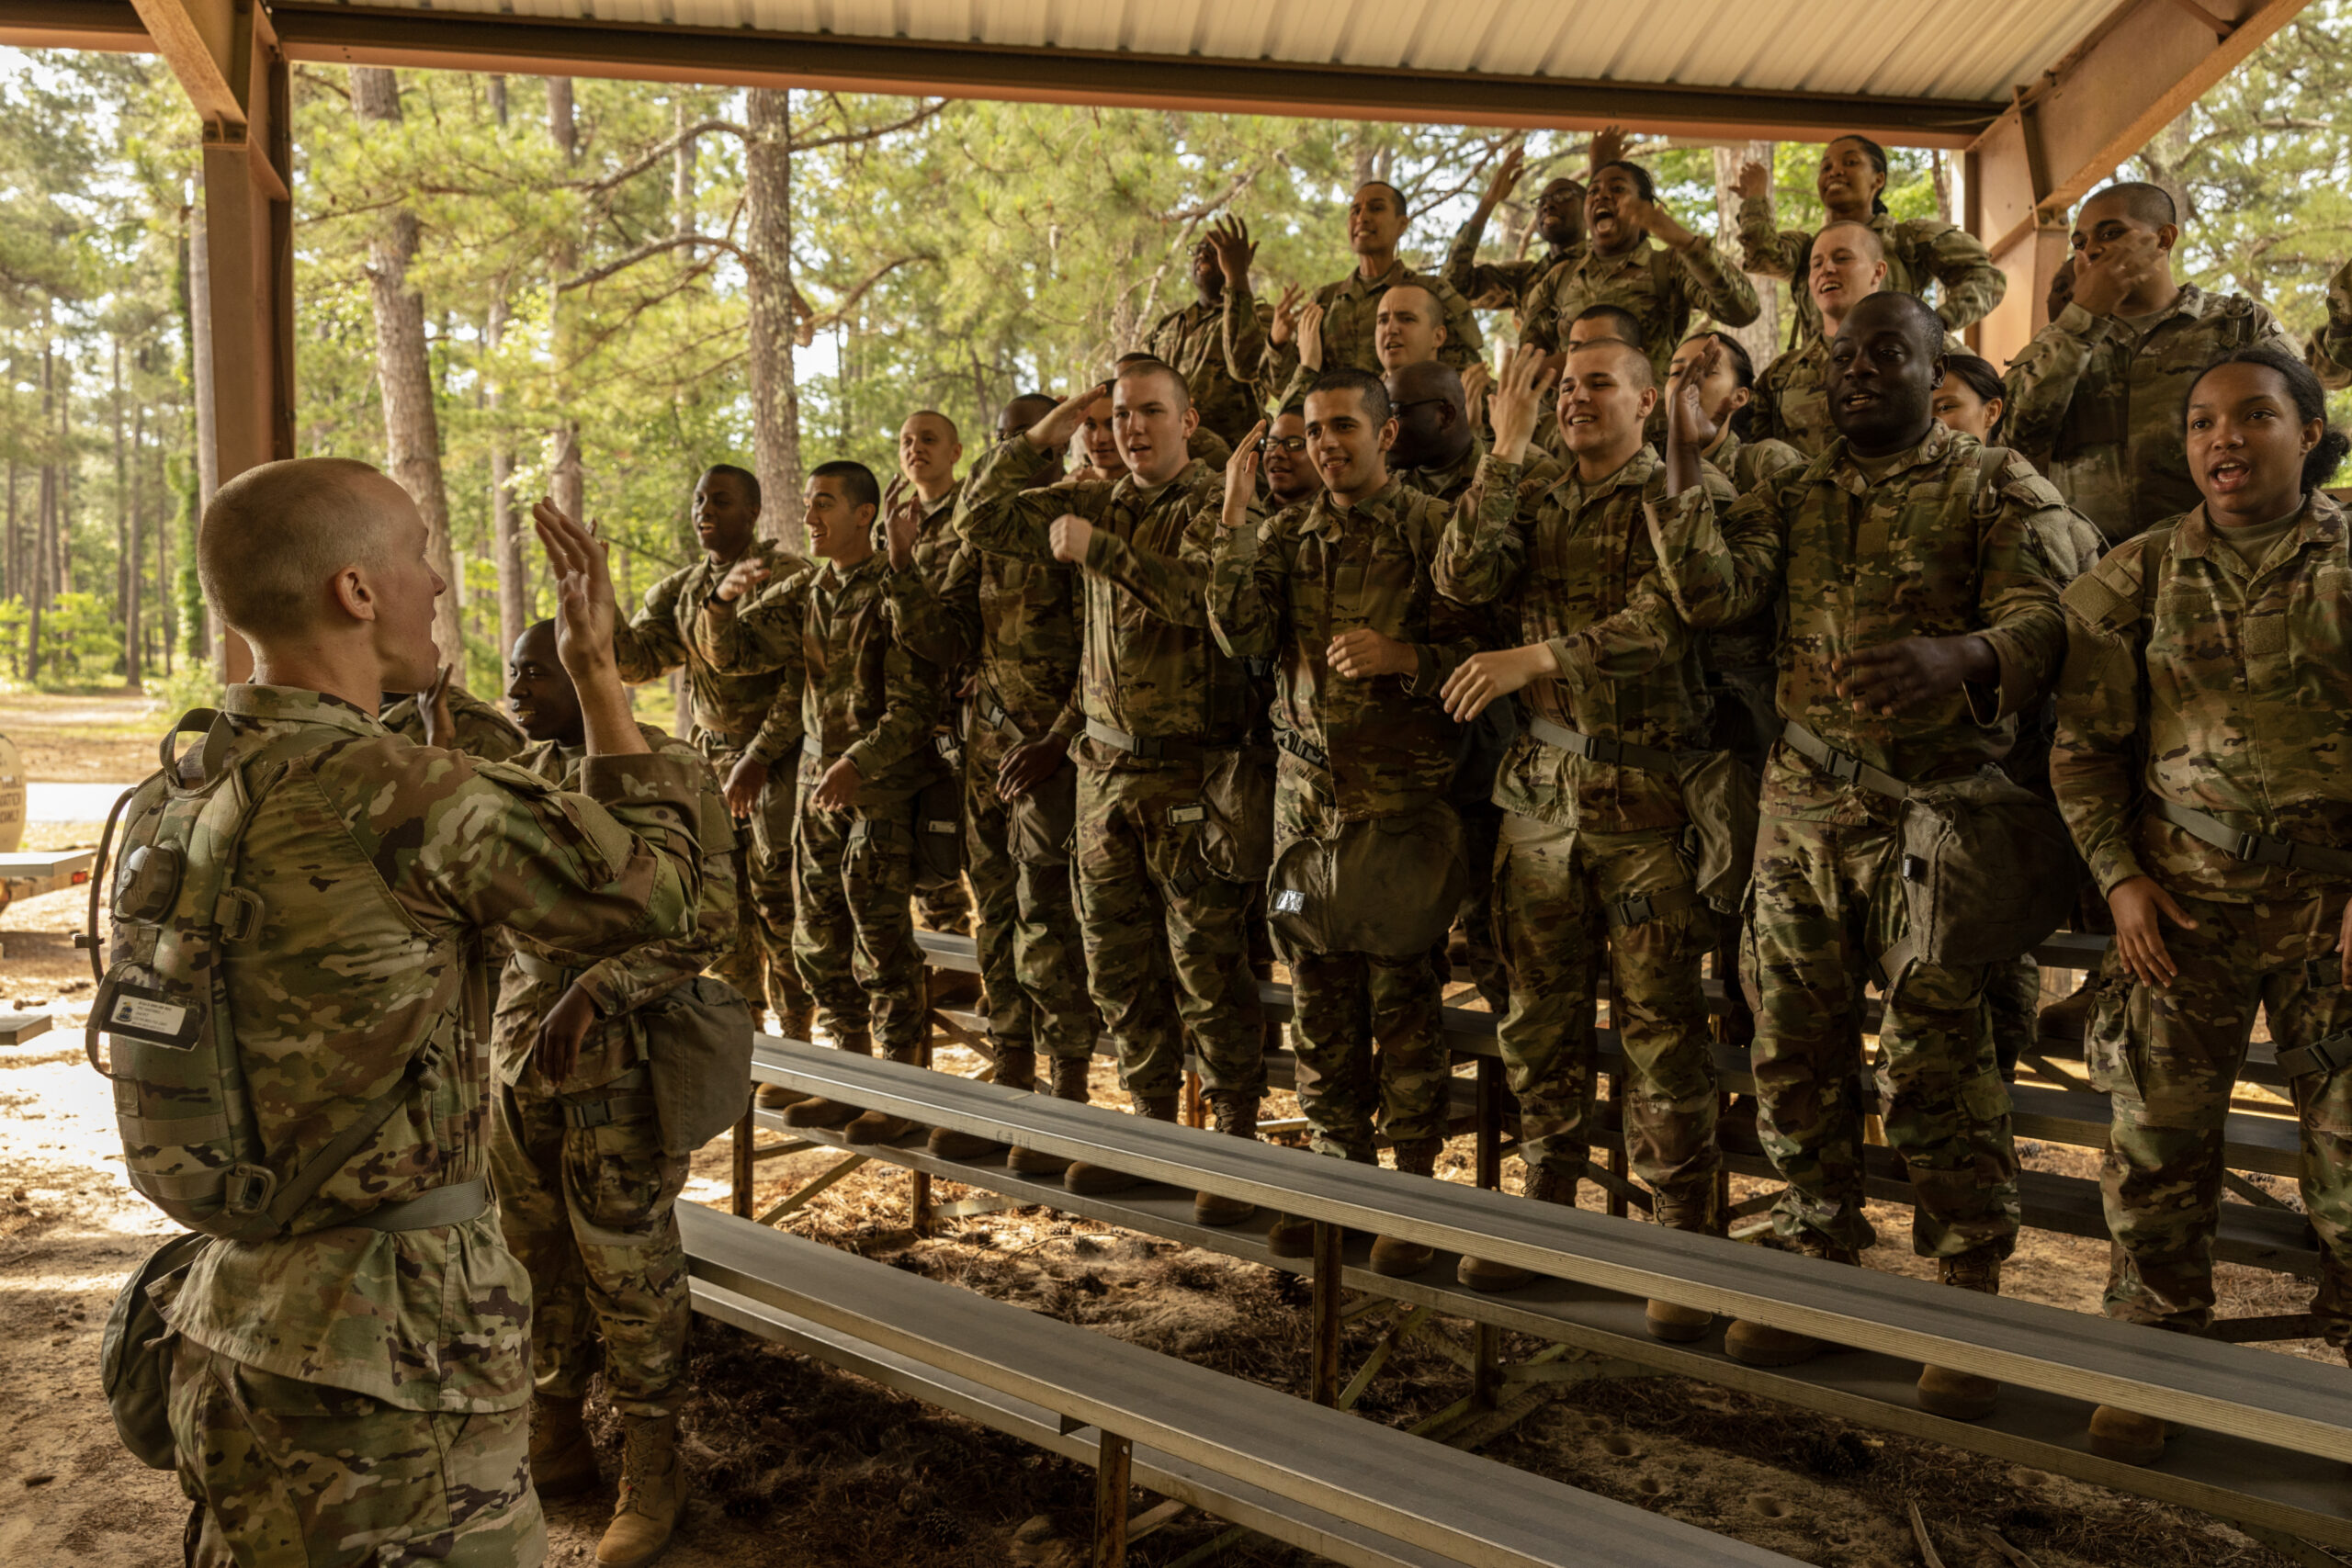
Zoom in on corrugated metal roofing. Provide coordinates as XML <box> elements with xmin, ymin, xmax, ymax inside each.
<box><xmin>326</xmin><ymin>0</ymin><xmax>2120</xmax><ymax>107</ymax></box>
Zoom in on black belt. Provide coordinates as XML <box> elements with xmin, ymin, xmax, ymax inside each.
<box><xmin>1778</xmin><ymin>720</ymin><xmax>1915</xmax><ymax>799</ymax></box>
<box><xmin>2149</xmin><ymin>800</ymin><xmax>2352</xmax><ymax>879</ymax></box>
<box><xmin>1525</xmin><ymin>715</ymin><xmax>1696</xmax><ymax>776</ymax></box>
<box><xmin>1084</xmin><ymin>717</ymin><xmax>1220</xmax><ymax>764</ymax></box>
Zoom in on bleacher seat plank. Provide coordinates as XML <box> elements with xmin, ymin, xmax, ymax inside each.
<box><xmin>748</xmin><ymin>1036</ymin><xmax>2352</xmax><ymax>1465</ymax></box>
<box><xmin>681</xmin><ymin>1206</ymin><xmax>1804</xmax><ymax>1568</ymax></box>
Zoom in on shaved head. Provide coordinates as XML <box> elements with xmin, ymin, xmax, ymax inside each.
<box><xmin>1386</xmin><ymin>357</ymin><xmax>1464</xmax><ymax>411</ymax></box>
<box><xmin>198</xmin><ymin>457</ymin><xmax>412</xmax><ymax>642</ymax></box>
<box><xmin>2082</xmin><ymin>180</ymin><xmax>2177</xmax><ymax>231</ymax></box>
<box><xmin>1114</xmin><ymin>356</ymin><xmax>1191</xmax><ymax>412</ymax></box>
<box><xmin>1815</xmin><ymin>219</ymin><xmax>1883</xmax><ymax>264</ymax></box>
<box><xmin>1568</xmin><ymin>335</ymin><xmax>1654</xmax><ymax>391</ymax></box>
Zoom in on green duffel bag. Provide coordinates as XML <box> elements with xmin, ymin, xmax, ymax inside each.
<box><xmin>1890</xmin><ymin>766</ymin><xmax>2081</xmax><ymax>972</ymax></box>
<box><xmin>101</xmin><ymin>1229</ymin><xmax>209</xmax><ymax>1470</ymax></box>
<box><xmin>1267</xmin><ymin>799</ymin><xmax>1468</xmax><ymax>960</ymax></box>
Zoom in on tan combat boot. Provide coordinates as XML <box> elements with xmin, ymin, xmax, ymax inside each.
<box><xmin>1645</xmin><ymin>1193</ymin><xmax>1720</xmax><ymax>1343</ymax></box>
<box><xmin>1264</xmin><ymin>1213</ymin><xmax>1317</xmax><ymax>1258</ymax></box>
<box><xmin>1009</xmin><ymin>1055</ymin><xmax>1088</xmax><ymax>1176</ymax></box>
<box><xmin>930</xmin><ymin>1047</ymin><xmax>1030</xmax><ymax>1160</ymax></box>
<box><xmin>780</xmin><ymin>1035</ymin><xmax>872</xmax><ymax>1130</ymax></box>
<box><xmin>1194</xmin><ymin>1093</ymin><xmax>1260</xmax><ymax>1226</ymax></box>
<box><xmin>2087</xmin><ymin>1404</ymin><xmax>2170</xmax><ymax>1465</ymax></box>
<box><xmin>1459</xmin><ymin>1163</ymin><xmax>1575</xmax><ymax>1292</ymax></box>
<box><xmin>1369</xmin><ymin>1138</ymin><xmax>1443</xmax><ymax>1278</ymax></box>
<box><xmin>844</xmin><ymin>1046</ymin><xmax>927</xmax><ymax>1145</ymax></box>
<box><xmin>757</xmin><ymin>1010</ymin><xmax>816</xmax><ymax>1109</ymax></box>
<box><xmin>595</xmin><ymin>1413</ymin><xmax>685</xmax><ymax>1568</ymax></box>
<box><xmin>1065</xmin><ymin>1094</ymin><xmax>1178</xmax><ymax>1195</ymax></box>
<box><xmin>529</xmin><ymin>1393</ymin><xmax>599</xmax><ymax>1498</ymax></box>
<box><xmin>1916</xmin><ymin>1255</ymin><xmax>2003</xmax><ymax>1419</ymax></box>
<box><xmin>1724</xmin><ymin>1237</ymin><xmax>1860</xmax><ymax>1367</ymax></box>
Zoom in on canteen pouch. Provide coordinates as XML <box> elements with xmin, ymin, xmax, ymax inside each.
<box><xmin>1267</xmin><ymin>800</ymin><xmax>1467</xmax><ymax>960</ymax></box>
<box><xmin>1893</xmin><ymin>767</ymin><xmax>2080</xmax><ymax>970</ymax></box>
<box><xmin>1196</xmin><ymin>746</ymin><xmax>1274</xmax><ymax>883</ymax></box>
<box><xmin>910</xmin><ymin>773</ymin><xmax>964</xmax><ymax>892</ymax></box>
<box><xmin>1676</xmin><ymin>750</ymin><xmax>1759</xmax><ymax>916</ymax></box>
<box><xmin>1006</xmin><ymin>759</ymin><xmax>1078</xmax><ymax>868</ymax></box>
<box><xmin>640</xmin><ymin>976</ymin><xmax>756</xmax><ymax>1157</ymax></box>
<box><xmin>100</xmin><ymin>1229</ymin><xmax>208</xmax><ymax>1470</ymax></box>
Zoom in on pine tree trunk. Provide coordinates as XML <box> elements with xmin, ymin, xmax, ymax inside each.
<box><xmin>1713</xmin><ymin>141</ymin><xmax>1783</xmax><ymax>365</ymax></box>
<box><xmin>744</xmin><ymin>87</ymin><xmax>804</xmax><ymax>539</ymax></box>
<box><xmin>28</xmin><ymin>340</ymin><xmax>50</xmax><ymax>682</ymax></box>
<box><xmin>484</xmin><ymin>294</ymin><xmax>526</xmax><ymax>664</ymax></box>
<box><xmin>351</xmin><ymin>67</ymin><xmax>463</xmax><ymax>671</ymax></box>
<box><xmin>547</xmin><ymin>78</ymin><xmax>585</xmax><ymax>526</ymax></box>
<box><xmin>126</xmin><ymin>399</ymin><xmax>143</xmax><ymax>688</ymax></box>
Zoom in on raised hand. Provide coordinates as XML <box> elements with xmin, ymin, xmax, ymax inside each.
<box><xmin>713</xmin><ymin>556</ymin><xmax>771</xmax><ymax>604</ymax></box>
<box><xmin>1665</xmin><ymin>334</ymin><xmax>1724</xmax><ymax>457</ymax></box>
<box><xmin>1208</xmin><ymin>216</ymin><xmax>1258</xmax><ymax>288</ymax></box>
<box><xmin>1735</xmin><ymin>159</ymin><xmax>1771</xmax><ymax>203</ymax></box>
<box><xmin>1028</xmin><ymin>386</ymin><xmax>1103</xmax><ymax>454</ymax></box>
<box><xmin>1270</xmin><ymin>283</ymin><xmax>1303</xmax><ymax>346</ymax></box>
<box><xmin>1623</xmin><ymin>193</ymin><xmax>1697</xmax><ymax>250</ymax></box>
<box><xmin>1461</xmin><ymin>362</ymin><xmax>1493</xmax><ymax>428</ymax></box>
<box><xmin>1488</xmin><ymin>344</ymin><xmax>1556</xmax><ymax>463</ymax></box>
<box><xmin>1590</xmin><ymin>125</ymin><xmax>1629</xmax><ymax>174</ymax></box>
<box><xmin>2070</xmin><ymin>233</ymin><xmax>2165</xmax><ymax>318</ymax></box>
<box><xmin>885</xmin><ymin>496</ymin><xmax>923</xmax><ymax>572</ymax></box>
<box><xmin>1481</xmin><ymin>142</ymin><xmax>1527</xmax><ymax>210</ymax></box>
<box><xmin>1224</xmin><ymin>420</ymin><xmax>1267</xmax><ymax>526</ymax></box>
<box><xmin>1295</xmin><ymin>301</ymin><xmax>1328</xmax><ymax>373</ymax></box>
<box><xmin>532</xmin><ymin>499</ymin><xmax>619</xmax><ymax>682</ymax></box>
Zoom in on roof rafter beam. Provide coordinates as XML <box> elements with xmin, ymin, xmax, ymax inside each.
<box><xmin>0</xmin><ymin>0</ymin><xmax>2001</xmax><ymax>146</ymax></box>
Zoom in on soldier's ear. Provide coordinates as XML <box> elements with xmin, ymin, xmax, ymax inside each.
<box><xmin>2156</xmin><ymin>223</ymin><xmax>2181</xmax><ymax>254</ymax></box>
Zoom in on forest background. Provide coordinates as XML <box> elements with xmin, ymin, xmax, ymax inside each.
<box><xmin>2</xmin><ymin>5</ymin><xmax>2348</xmax><ymax>712</ymax></box>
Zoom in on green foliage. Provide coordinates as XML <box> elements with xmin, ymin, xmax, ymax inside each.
<box><xmin>39</xmin><ymin>590</ymin><xmax>115</xmax><ymax>682</ymax></box>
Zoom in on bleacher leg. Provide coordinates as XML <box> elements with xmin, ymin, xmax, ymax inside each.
<box><xmin>910</xmin><ymin>1169</ymin><xmax>933</xmax><ymax>1237</ymax></box>
<box><xmin>731</xmin><ymin>1102</ymin><xmax>753</xmax><ymax>1219</ymax></box>
<box><xmin>1310</xmin><ymin>1221</ymin><xmax>1343</xmax><ymax>1407</ymax></box>
<box><xmin>1476</xmin><ymin>1057</ymin><xmax>1501</xmax><ymax>1190</ymax></box>
<box><xmin>1474</xmin><ymin>1324</ymin><xmax>1502</xmax><ymax>1412</ymax></box>
<box><xmin>1091</xmin><ymin>1429</ymin><xmax>1134</xmax><ymax>1568</ymax></box>
<box><xmin>1183</xmin><ymin>1067</ymin><xmax>1204</xmax><ymax>1129</ymax></box>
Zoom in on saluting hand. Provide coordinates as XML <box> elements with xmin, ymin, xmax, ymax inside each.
<box><xmin>2109</xmin><ymin>875</ymin><xmax>2199</xmax><ymax>989</ymax></box>
<box><xmin>1224</xmin><ymin>421</ymin><xmax>1267</xmax><ymax>526</ymax></box>
<box><xmin>1028</xmin><ymin>387</ymin><xmax>1102</xmax><ymax>455</ymax></box>
<box><xmin>1048</xmin><ymin>513</ymin><xmax>1095</xmax><ymax>564</ymax></box>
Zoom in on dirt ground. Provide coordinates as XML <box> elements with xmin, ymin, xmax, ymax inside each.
<box><xmin>0</xmin><ymin>690</ymin><xmax>2334</xmax><ymax>1567</ymax></box>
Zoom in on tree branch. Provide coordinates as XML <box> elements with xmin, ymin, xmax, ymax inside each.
<box><xmin>559</xmin><ymin>232</ymin><xmax>747</xmax><ymax>291</ymax></box>
<box><xmin>586</xmin><ymin>118</ymin><xmax>745</xmax><ymax>195</ymax></box>
<box><xmin>790</xmin><ymin>99</ymin><xmax>950</xmax><ymax>154</ymax></box>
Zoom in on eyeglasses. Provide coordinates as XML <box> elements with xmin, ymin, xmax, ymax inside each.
<box><xmin>1387</xmin><ymin>398</ymin><xmax>1448</xmax><ymax>416</ymax></box>
<box><xmin>1260</xmin><ymin>436</ymin><xmax>1309</xmax><ymax>455</ymax></box>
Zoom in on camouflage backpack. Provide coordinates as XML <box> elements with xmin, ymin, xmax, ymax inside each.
<box><xmin>84</xmin><ymin>709</ymin><xmax>457</xmax><ymax>1243</ymax></box>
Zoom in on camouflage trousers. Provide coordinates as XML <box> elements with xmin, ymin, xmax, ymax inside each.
<box><xmin>793</xmin><ymin>778</ymin><xmax>928</xmax><ymax>1053</ymax></box>
<box><xmin>1984</xmin><ymin>954</ymin><xmax>2041</xmax><ymax>1079</ymax></box>
<box><xmin>967</xmin><ymin>716</ymin><xmax>1096</xmax><ymax>1060</ymax></box>
<box><xmin>2089</xmin><ymin>889</ymin><xmax>2352</xmax><ymax>1343</ymax></box>
<box><xmin>490</xmin><ymin>1078</ymin><xmax>691</xmax><ymax>1417</ymax></box>
<box><xmin>170</xmin><ymin>1338</ymin><xmax>543</xmax><ymax>1568</ymax></box>
<box><xmin>1275</xmin><ymin>787</ymin><xmax>1450</xmax><ymax>1161</ymax></box>
<box><xmin>1073</xmin><ymin>761</ymin><xmax>1265</xmax><ymax>1102</ymax></box>
<box><xmin>1494</xmin><ymin>811</ymin><xmax>1718</xmax><ymax>1224</ymax></box>
<box><xmin>700</xmin><ymin>738</ymin><xmax>812</xmax><ymax>1028</ymax></box>
<box><xmin>1744</xmin><ymin>813</ymin><xmax>2019</xmax><ymax>1260</ymax></box>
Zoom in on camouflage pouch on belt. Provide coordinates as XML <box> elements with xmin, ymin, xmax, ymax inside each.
<box><xmin>100</xmin><ymin>1229</ymin><xmax>209</xmax><ymax>1470</ymax></box>
<box><xmin>1268</xmin><ymin>799</ymin><xmax>1467</xmax><ymax>959</ymax></box>
<box><xmin>1197</xmin><ymin>746</ymin><xmax>1274</xmax><ymax>883</ymax></box>
<box><xmin>911</xmin><ymin>773</ymin><xmax>965</xmax><ymax>892</ymax></box>
<box><xmin>639</xmin><ymin>976</ymin><xmax>756</xmax><ymax>1156</ymax></box>
<box><xmin>1675</xmin><ymin>750</ymin><xmax>1759</xmax><ymax>916</ymax></box>
<box><xmin>1006</xmin><ymin>760</ymin><xmax>1078</xmax><ymax>868</ymax></box>
<box><xmin>1891</xmin><ymin>767</ymin><xmax>2079</xmax><ymax>971</ymax></box>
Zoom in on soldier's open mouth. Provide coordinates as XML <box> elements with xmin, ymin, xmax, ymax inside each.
<box><xmin>2208</xmin><ymin>458</ymin><xmax>2252</xmax><ymax>490</ymax></box>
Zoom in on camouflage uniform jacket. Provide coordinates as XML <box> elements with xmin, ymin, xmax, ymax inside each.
<box><xmin>957</xmin><ymin>438</ymin><xmax>1261</xmax><ymax>769</ymax></box>
<box><xmin>1206</xmin><ymin>478</ymin><xmax>1487</xmax><ymax>819</ymax></box>
<box><xmin>494</xmin><ymin>722</ymin><xmax>739</xmax><ymax>1092</ymax></box>
<box><xmin>2312</xmin><ymin>254</ymin><xmax>2352</xmax><ymax>391</ymax></box>
<box><xmin>1752</xmin><ymin>334</ymin><xmax>1838</xmax><ymax>458</ymax></box>
<box><xmin>613</xmin><ymin>536</ymin><xmax>812</xmax><ymax>761</ymax></box>
<box><xmin>1694</xmin><ymin>433</ymin><xmax>1805</xmax><ymax>674</ymax></box>
<box><xmin>1442</xmin><ymin>219</ymin><xmax>1580</xmax><ymax>311</ymax></box>
<box><xmin>2001</xmin><ymin>287</ymin><xmax>2286</xmax><ymax>544</ymax></box>
<box><xmin>695</xmin><ymin>553</ymin><xmax>945</xmax><ymax>807</ymax></box>
<box><xmin>1518</xmin><ymin>239</ymin><xmax>1760</xmax><ymax>383</ymax></box>
<box><xmin>1703</xmin><ymin>428</ymin><xmax>1806</xmax><ymax>499</ymax></box>
<box><xmin>380</xmin><ymin>682</ymin><xmax>526</xmax><ymax>762</ymax></box>
<box><xmin>1434</xmin><ymin>445</ymin><xmax>1735</xmax><ymax>833</ymax></box>
<box><xmin>1149</xmin><ymin>295</ymin><xmax>1272</xmax><ymax>445</ymax></box>
<box><xmin>1734</xmin><ymin>200</ymin><xmax>2007</xmax><ymax>344</ymax></box>
<box><xmin>1398</xmin><ymin>435</ymin><xmax>1492</xmax><ymax>504</ymax></box>
<box><xmin>158</xmin><ymin>684</ymin><xmax>705</xmax><ymax>1413</ymax></box>
<box><xmin>1651</xmin><ymin>422</ymin><xmax>2072</xmax><ymax>823</ymax></box>
<box><xmin>2052</xmin><ymin>491</ymin><xmax>2352</xmax><ymax>903</ymax></box>
<box><xmin>887</xmin><ymin>537</ymin><xmax>1085</xmax><ymax>743</ymax></box>
<box><xmin>1226</xmin><ymin>259</ymin><xmax>1486</xmax><ymax>391</ymax></box>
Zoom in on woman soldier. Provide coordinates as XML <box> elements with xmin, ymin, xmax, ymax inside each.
<box><xmin>2051</xmin><ymin>342</ymin><xmax>2352</xmax><ymax>1465</ymax></box>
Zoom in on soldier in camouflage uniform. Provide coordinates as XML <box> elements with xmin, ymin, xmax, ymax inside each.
<box><xmin>489</xmin><ymin>619</ymin><xmax>736</xmax><ymax>1566</ymax></box>
<box><xmin>1732</xmin><ymin>137</ymin><xmax>2007</xmax><ymax>346</ymax></box>
<box><xmin>696</xmin><ymin>461</ymin><xmax>946</xmax><ymax>1145</ymax></box>
<box><xmin>958</xmin><ymin>360</ymin><xmax>1270</xmax><ymax>1224</ymax></box>
<box><xmin>1655</xmin><ymin>293</ymin><xmax>2074</xmax><ymax>1416</ymax></box>
<box><xmin>159</xmin><ymin>461</ymin><xmax>704</xmax><ymax>1568</ymax></box>
<box><xmin>1206</xmin><ymin>368</ymin><xmax>1488</xmax><ymax>1276</ymax></box>
<box><xmin>1262</xmin><ymin>281</ymin><xmax>1460</xmax><ymax>415</ymax></box>
<box><xmin>1147</xmin><ymin>238</ymin><xmax>1271</xmax><ymax>446</ymax></box>
<box><xmin>892</xmin><ymin>411</ymin><xmax>978</xmax><ymax>948</ymax></box>
<box><xmin>1752</xmin><ymin>220</ymin><xmax>1887</xmax><ymax>458</ymax></box>
<box><xmin>2051</xmin><ymin>344</ymin><xmax>2352</xmax><ymax>1466</ymax></box>
<box><xmin>613</xmin><ymin>463</ymin><xmax>814</xmax><ymax>1055</ymax></box>
<box><xmin>881</xmin><ymin>489</ymin><xmax>1100</xmax><ymax>1173</ymax></box>
<box><xmin>2310</xmin><ymin>254</ymin><xmax>2352</xmax><ymax>389</ymax></box>
<box><xmin>381</xmin><ymin>680</ymin><xmax>526</xmax><ymax>761</ymax></box>
<box><xmin>1519</xmin><ymin>158</ymin><xmax>1758</xmax><ymax>386</ymax></box>
<box><xmin>1258</xmin><ymin>404</ymin><xmax>1320</xmax><ymax>510</ymax></box>
<box><xmin>1209</xmin><ymin>197</ymin><xmax>1486</xmax><ymax>396</ymax></box>
<box><xmin>1434</xmin><ymin>343</ymin><xmax>1734</xmax><ymax>1337</ymax></box>
<box><xmin>1443</xmin><ymin>143</ymin><xmax>1585</xmax><ymax>311</ymax></box>
<box><xmin>2002</xmin><ymin>182</ymin><xmax>2287</xmax><ymax>547</ymax></box>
